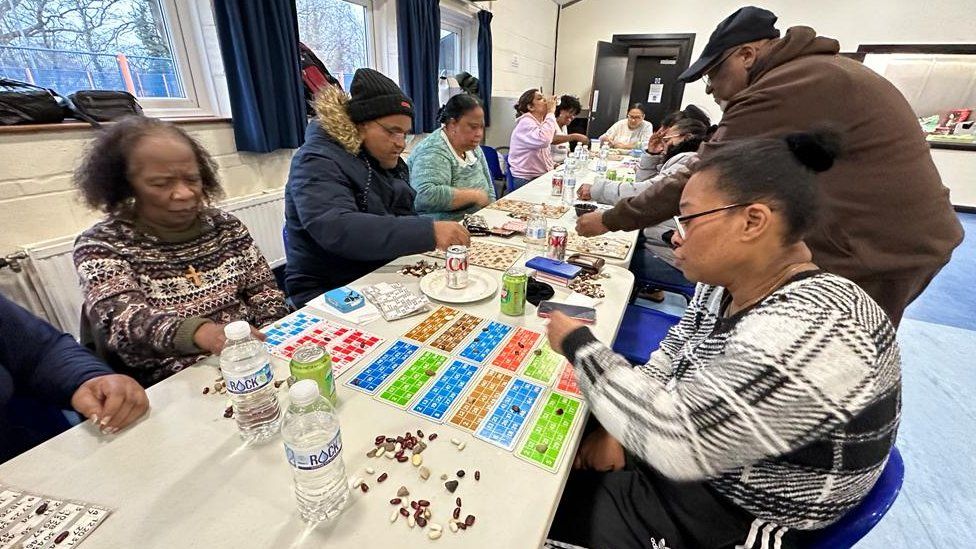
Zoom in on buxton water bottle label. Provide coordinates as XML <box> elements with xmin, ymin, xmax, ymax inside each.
<box><xmin>285</xmin><ymin>432</ymin><xmax>343</xmax><ymax>471</ymax></box>
<box><xmin>225</xmin><ymin>363</ymin><xmax>274</xmax><ymax>395</ymax></box>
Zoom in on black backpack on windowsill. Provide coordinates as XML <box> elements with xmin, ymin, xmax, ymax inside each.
<box><xmin>0</xmin><ymin>78</ymin><xmax>66</xmax><ymax>125</ymax></box>
<box><xmin>67</xmin><ymin>90</ymin><xmax>144</xmax><ymax>123</ymax></box>
<box><xmin>0</xmin><ymin>78</ymin><xmax>144</xmax><ymax>127</ymax></box>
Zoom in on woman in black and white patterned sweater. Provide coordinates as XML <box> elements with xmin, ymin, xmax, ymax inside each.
<box><xmin>72</xmin><ymin>117</ymin><xmax>289</xmax><ymax>387</ymax></box>
<box><xmin>546</xmin><ymin>131</ymin><xmax>901</xmax><ymax>549</ymax></box>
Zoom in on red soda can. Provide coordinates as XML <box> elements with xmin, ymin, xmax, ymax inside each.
<box><xmin>547</xmin><ymin>226</ymin><xmax>568</xmax><ymax>261</ymax></box>
<box><xmin>551</xmin><ymin>174</ymin><xmax>564</xmax><ymax>197</ymax></box>
<box><xmin>445</xmin><ymin>245</ymin><xmax>469</xmax><ymax>289</ymax></box>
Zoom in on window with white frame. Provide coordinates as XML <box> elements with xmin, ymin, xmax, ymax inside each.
<box><xmin>438</xmin><ymin>3</ymin><xmax>477</xmax><ymax>79</ymax></box>
<box><xmin>0</xmin><ymin>0</ymin><xmax>216</xmax><ymax>117</ymax></box>
<box><xmin>439</xmin><ymin>25</ymin><xmax>461</xmax><ymax>76</ymax></box>
<box><xmin>296</xmin><ymin>0</ymin><xmax>373</xmax><ymax>90</ymax></box>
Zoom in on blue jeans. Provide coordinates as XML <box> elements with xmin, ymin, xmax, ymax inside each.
<box><xmin>511</xmin><ymin>176</ymin><xmax>532</xmax><ymax>190</ymax></box>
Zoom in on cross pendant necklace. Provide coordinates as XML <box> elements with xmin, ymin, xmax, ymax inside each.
<box><xmin>185</xmin><ymin>266</ymin><xmax>203</xmax><ymax>287</ymax></box>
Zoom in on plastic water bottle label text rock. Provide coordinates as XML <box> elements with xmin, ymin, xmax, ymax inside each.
<box><xmin>285</xmin><ymin>431</ymin><xmax>343</xmax><ymax>471</ymax></box>
<box><xmin>224</xmin><ymin>363</ymin><xmax>274</xmax><ymax>395</ymax></box>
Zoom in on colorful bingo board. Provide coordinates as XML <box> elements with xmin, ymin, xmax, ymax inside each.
<box><xmin>522</xmin><ymin>340</ymin><xmax>570</xmax><ymax>385</ymax></box>
<box><xmin>556</xmin><ymin>363</ymin><xmax>582</xmax><ymax>396</ymax></box>
<box><xmin>448</xmin><ymin>369</ymin><xmax>513</xmax><ymax>432</ymax></box>
<box><xmin>458</xmin><ymin>321</ymin><xmax>512</xmax><ymax>363</ymax></box>
<box><xmin>409</xmin><ymin>359</ymin><xmax>479</xmax><ymax>422</ymax></box>
<box><xmin>517</xmin><ymin>392</ymin><xmax>584</xmax><ymax>472</ymax></box>
<box><xmin>377</xmin><ymin>351</ymin><xmax>448</xmax><ymax>407</ymax></box>
<box><xmin>475</xmin><ymin>378</ymin><xmax>545</xmax><ymax>450</ymax></box>
<box><xmin>346</xmin><ymin>340</ymin><xmax>419</xmax><ymax>394</ymax></box>
<box><xmin>262</xmin><ymin>311</ymin><xmax>324</xmax><ymax>347</ymax></box>
<box><xmin>403</xmin><ymin>306</ymin><xmax>459</xmax><ymax>343</ymax></box>
<box><xmin>490</xmin><ymin>328</ymin><xmax>541</xmax><ymax>371</ymax></box>
<box><xmin>270</xmin><ymin>320</ymin><xmax>384</xmax><ymax>377</ymax></box>
<box><xmin>430</xmin><ymin>313</ymin><xmax>483</xmax><ymax>353</ymax></box>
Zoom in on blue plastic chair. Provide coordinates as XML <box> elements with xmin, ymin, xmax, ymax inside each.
<box><xmin>481</xmin><ymin>145</ymin><xmax>505</xmax><ymax>181</ymax></box>
<box><xmin>634</xmin><ymin>278</ymin><xmax>697</xmax><ymax>305</ymax></box>
<box><xmin>810</xmin><ymin>446</ymin><xmax>905</xmax><ymax>548</ymax></box>
<box><xmin>611</xmin><ymin>304</ymin><xmax>681</xmax><ymax>365</ymax></box>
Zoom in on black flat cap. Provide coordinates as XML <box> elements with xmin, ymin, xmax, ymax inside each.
<box><xmin>679</xmin><ymin>6</ymin><xmax>780</xmax><ymax>83</ymax></box>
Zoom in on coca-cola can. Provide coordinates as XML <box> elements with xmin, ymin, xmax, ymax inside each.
<box><xmin>445</xmin><ymin>245</ymin><xmax>469</xmax><ymax>289</ymax></box>
<box><xmin>547</xmin><ymin>226</ymin><xmax>568</xmax><ymax>261</ymax></box>
<box><xmin>551</xmin><ymin>174</ymin><xmax>564</xmax><ymax>197</ymax></box>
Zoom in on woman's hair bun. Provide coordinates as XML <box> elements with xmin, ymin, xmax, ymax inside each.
<box><xmin>784</xmin><ymin>128</ymin><xmax>842</xmax><ymax>173</ymax></box>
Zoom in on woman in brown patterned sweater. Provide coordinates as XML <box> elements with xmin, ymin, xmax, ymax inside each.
<box><xmin>72</xmin><ymin>117</ymin><xmax>289</xmax><ymax>387</ymax></box>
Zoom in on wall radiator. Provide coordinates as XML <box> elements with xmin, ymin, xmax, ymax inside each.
<box><xmin>11</xmin><ymin>189</ymin><xmax>286</xmax><ymax>338</ymax></box>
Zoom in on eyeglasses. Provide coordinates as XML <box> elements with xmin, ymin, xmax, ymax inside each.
<box><xmin>702</xmin><ymin>48</ymin><xmax>739</xmax><ymax>88</ymax></box>
<box><xmin>672</xmin><ymin>203</ymin><xmax>749</xmax><ymax>239</ymax></box>
<box><xmin>372</xmin><ymin>120</ymin><xmax>409</xmax><ymax>140</ymax></box>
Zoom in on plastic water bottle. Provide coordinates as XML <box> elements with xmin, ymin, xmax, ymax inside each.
<box><xmin>526</xmin><ymin>204</ymin><xmax>548</xmax><ymax>257</ymax></box>
<box><xmin>564</xmin><ymin>155</ymin><xmax>576</xmax><ymax>175</ymax></box>
<box><xmin>219</xmin><ymin>321</ymin><xmax>281</xmax><ymax>443</ymax></box>
<box><xmin>563</xmin><ymin>174</ymin><xmax>577</xmax><ymax>206</ymax></box>
<box><xmin>596</xmin><ymin>142</ymin><xmax>610</xmax><ymax>174</ymax></box>
<box><xmin>281</xmin><ymin>379</ymin><xmax>350</xmax><ymax>522</ymax></box>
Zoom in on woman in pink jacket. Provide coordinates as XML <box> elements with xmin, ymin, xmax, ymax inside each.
<box><xmin>507</xmin><ymin>89</ymin><xmax>559</xmax><ymax>188</ymax></box>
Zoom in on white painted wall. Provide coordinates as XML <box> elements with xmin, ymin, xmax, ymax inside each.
<box><xmin>0</xmin><ymin>123</ymin><xmax>294</xmax><ymax>254</ymax></box>
<box><xmin>482</xmin><ymin>0</ymin><xmax>559</xmax><ymax>148</ymax></box>
<box><xmin>553</xmin><ymin>0</ymin><xmax>976</xmax><ymax>206</ymax></box>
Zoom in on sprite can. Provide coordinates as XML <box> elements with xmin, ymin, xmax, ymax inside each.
<box><xmin>289</xmin><ymin>344</ymin><xmax>336</xmax><ymax>405</ymax></box>
<box><xmin>500</xmin><ymin>266</ymin><xmax>528</xmax><ymax>316</ymax></box>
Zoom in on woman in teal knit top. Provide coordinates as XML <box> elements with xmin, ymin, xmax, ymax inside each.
<box><xmin>407</xmin><ymin>94</ymin><xmax>496</xmax><ymax>221</ymax></box>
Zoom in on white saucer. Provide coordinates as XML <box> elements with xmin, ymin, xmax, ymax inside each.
<box><xmin>419</xmin><ymin>270</ymin><xmax>499</xmax><ymax>303</ymax></box>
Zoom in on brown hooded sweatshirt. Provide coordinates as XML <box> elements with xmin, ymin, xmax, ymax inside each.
<box><xmin>601</xmin><ymin>26</ymin><xmax>963</xmax><ymax>324</ymax></box>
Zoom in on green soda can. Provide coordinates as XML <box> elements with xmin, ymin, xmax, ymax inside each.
<box><xmin>289</xmin><ymin>344</ymin><xmax>336</xmax><ymax>404</ymax></box>
<box><xmin>500</xmin><ymin>266</ymin><xmax>528</xmax><ymax>316</ymax></box>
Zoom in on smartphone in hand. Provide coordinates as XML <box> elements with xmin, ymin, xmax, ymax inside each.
<box><xmin>537</xmin><ymin>300</ymin><xmax>597</xmax><ymax>323</ymax></box>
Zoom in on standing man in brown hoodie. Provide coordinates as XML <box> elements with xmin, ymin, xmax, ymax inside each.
<box><xmin>577</xmin><ymin>6</ymin><xmax>963</xmax><ymax>326</ymax></box>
